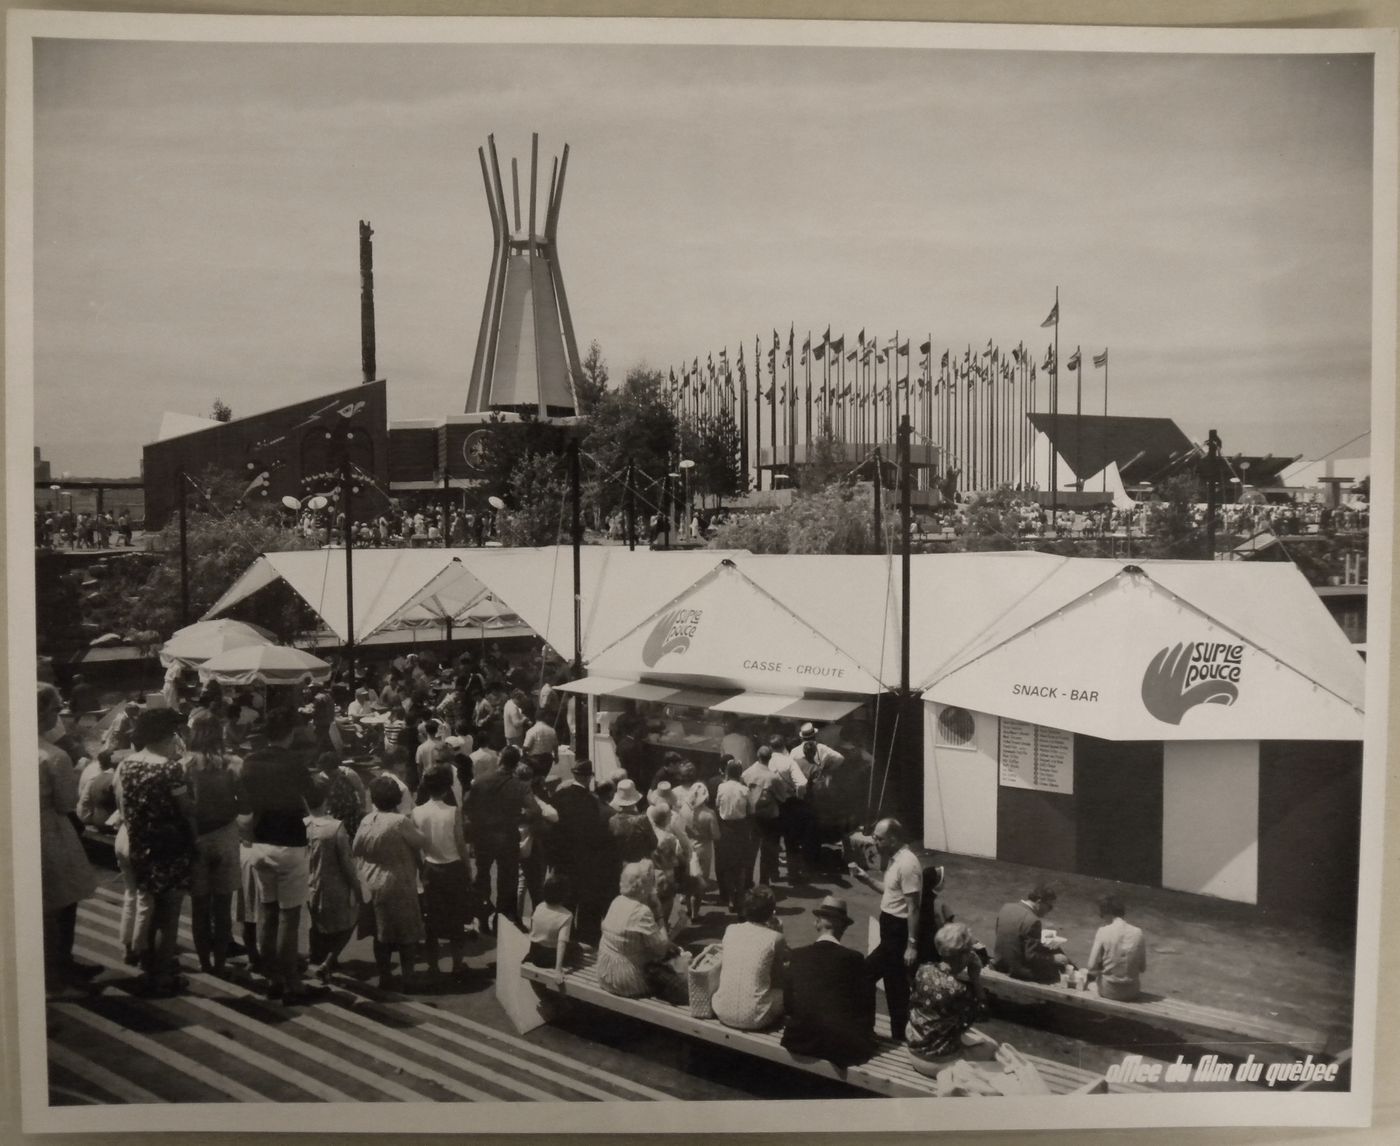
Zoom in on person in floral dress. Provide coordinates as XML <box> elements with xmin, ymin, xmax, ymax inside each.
<box><xmin>116</xmin><ymin>709</ymin><xmax>197</xmax><ymax>996</ymax></box>
<box><xmin>907</xmin><ymin>921</ymin><xmax>994</xmax><ymax>1075</ymax></box>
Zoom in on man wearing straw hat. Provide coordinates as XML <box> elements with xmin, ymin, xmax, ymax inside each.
<box><xmin>781</xmin><ymin>895</ymin><xmax>875</xmax><ymax>1066</ymax></box>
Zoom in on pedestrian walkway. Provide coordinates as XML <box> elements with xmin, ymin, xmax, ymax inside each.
<box><xmin>49</xmin><ymin>886</ymin><xmax>677</xmax><ymax>1105</ymax></box>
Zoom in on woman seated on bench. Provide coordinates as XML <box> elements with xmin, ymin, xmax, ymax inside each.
<box><xmin>712</xmin><ymin>885</ymin><xmax>788</xmax><ymax>1031</ymax></box>
<box><xmin>597</xmin><ymin>859</ymin><xmax>681</xmax><ymax>1000</ymax></box>
<box><xmin>908</xmin><ymin>922</ymin><xmax>995</xmax><ymax>1076</ymax></box>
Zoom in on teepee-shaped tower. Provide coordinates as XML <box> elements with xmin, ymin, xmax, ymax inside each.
<box><xmin>467</xmin><ymin>133</ymin><xmax>583</xmax><ymax>419</ymax></box>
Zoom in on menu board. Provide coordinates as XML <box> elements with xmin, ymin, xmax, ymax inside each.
<box><xmin>999</xmin><ymin>719</ymin><xmax>1074</xmax><ymax>795</ymax></box>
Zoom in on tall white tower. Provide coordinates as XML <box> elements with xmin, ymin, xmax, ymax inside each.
<box><xmin>467</xmin><ymin>133</ymin><xmax>582</xmax><ymax>419</ymax></box>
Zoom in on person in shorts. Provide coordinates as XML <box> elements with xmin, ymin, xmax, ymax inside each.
<box><xmin>240</xmin><ymin>707</ymin><xmax>322</xmax><ymax>1003</ymax></box>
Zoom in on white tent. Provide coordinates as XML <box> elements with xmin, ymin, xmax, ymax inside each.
<box><xmin>204</xmin><ymin>546</ymin><xmax>742</xmax><ymax>660</ymax></box>
<box><xmin>919</xmin><ymin>559</ymin><xmax>1364</xmax><ymax>741</ymax></box>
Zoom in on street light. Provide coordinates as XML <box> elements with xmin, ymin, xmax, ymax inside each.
<box><xmin>679</xmin><ymin>459</ymin><xmax>696</xmax><ymax>536</ymax></box>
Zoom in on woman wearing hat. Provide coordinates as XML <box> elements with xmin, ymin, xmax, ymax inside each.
<box><xmin>606</xmin><ymin>779</ymin><xmax>658</xmax><ymax>864</ymax></box>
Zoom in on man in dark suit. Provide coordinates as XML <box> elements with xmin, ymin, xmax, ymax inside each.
<box><xmin>781</xmin><ymin>896</ymin><xmax>876</xmax><ymax>1067</ymax></box>
<box><xmin>993</xmin><ymin>883</ymin><xmax>1068</xmax><ymax>983</ymax></box>
<box><xmin>543</xmin><ymin>759</ymin><xmax>616</xmax><ymax>945</ymax></box>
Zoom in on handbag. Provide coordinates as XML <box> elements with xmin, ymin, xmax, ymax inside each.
<box><xmin>686</xmin><ymin>943</ymin><xmax>724</xmax><ymax>1018</ymax></box>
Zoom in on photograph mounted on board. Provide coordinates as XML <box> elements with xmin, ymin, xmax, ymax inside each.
<box><xmin>6</xmin><ymin>10</ymin><xmax>1393</xmax><ymax>1137</ymax></box>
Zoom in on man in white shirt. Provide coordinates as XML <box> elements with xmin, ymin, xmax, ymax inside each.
<box><xmin>414</xmin><ymin>718</ymin><xmax>446</xmax><ymax>784</ymax></box>
<box><xmin>848</xmin><ymin>817</ymin><xmax>921</xmax><ymax>1042</ymax></box>
<box><xmin>765</xmin><ymin>734</ymin><xmax>809</xmax><ymax>882</ymax></box>
<box><xmin>346</xmin><ymin>687</ymin><xmax>375</xmax><ymax>718</ymax></box>
<box><xmin>742</xmin><ymin>747</ymin><xmax>791</xmax><ymax>886</ymax></box>
<box><xmin>502</xmin><ymin>690</ymin><xmax>528</xmax><ymax>747</ymax></box>
<box><xmin>523</xmin><ymin>712</ymin><xmax>559</xmax><ymax>775</ymax></box>
<box><xmin>714</xmin><ymin>758</ymin><xmax>753</xmax><ymax>912</ymax></box>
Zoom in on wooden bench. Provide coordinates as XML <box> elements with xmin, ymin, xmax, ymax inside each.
<box><xmin>518</xmin><ymin>955</ymin><xmax>1140</xmax><ymax>1098</ymax></box>
<box><xmin>978</xmin><ymin>967</ymin><xmax>1330</xmax><ymax>1057</ymax></box>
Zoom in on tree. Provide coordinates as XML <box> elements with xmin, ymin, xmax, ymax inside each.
<box><xmin>573</xmin><ymin>340</ymin><xmax>610</xmax><ymax>415</ymax></box>
<box><xmin>496</xmin><ymin>451</ymin><xmax>570</xmax><ymax>547</ymax></box>
<box><xmin>708</xmin><ymin>484</ymin><xmax>884</xmax><ymax>554</ymax></box>
<box><xmin>1139</xmin><ymin>472</ymin><xmax>1203</xmax><ymax>558</ymax></box>
<box><xmin>583</xmin><ymin>365</ymin><xmax>680</xmax><ymax>522</ymax></box>
<box><xmin>798</xmin><ymin>419</ymin><xmax>855</xmax><ymax>494</ymax></box>
<box><xmin>681</xmin><ymin>407</ymin><xmax>747</xmax><ymax>507</ymax></box>
<box><xmin>958</xmin><ymin>486</ymin><xmax>1027</xmax><ymax>552</ymax></box>
<box><xmin>211</xmin><ymin>397</ymin><xmax>233</xmax><ymax>422</ymax></box>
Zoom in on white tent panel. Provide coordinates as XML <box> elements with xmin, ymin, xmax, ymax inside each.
<box><xmin>589</xmin><ymin>561</ymin><xmax>887</xmax><ymax>695</ymax></box>
<box><xmin>925</xmin><ymin>571</ymin><xmax>1362</xmax><ymax>740</ymax></box>
<box><xmin>709</xmin><ymin>692</ymin><xmax>866</xmax><ymax>721</ymax></box>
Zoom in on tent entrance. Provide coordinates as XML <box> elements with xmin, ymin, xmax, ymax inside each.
<box><xmin>1073</xmin><ymin>737</ymin><xmax>1164</xmax><ymax>887</ymax></box>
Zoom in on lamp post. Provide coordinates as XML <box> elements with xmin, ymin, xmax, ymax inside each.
<box><xmin>679</xmin><ymin>458</ymin><xmax>696</xmax><ymax>539</ymax></box>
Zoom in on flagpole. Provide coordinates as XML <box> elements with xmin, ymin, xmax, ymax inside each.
<box><xmin>1075</xmin><ymin>347</ymin><xmax>1083</xmax><ymax>493</ymax></box>
<box><xmin>753</xmin><ymin>336</ymin><xmax>762</xmax><ymax>491</ymax></box>
<box><xmin>1101</xmin><ymin>349</ymin><xmax>1109</xmax><ymax>493</ymax></box>
<box><xmin>805</xmin><ymin>330</ymin><xmax>813</xmax><ymax>455</ymax></box>
<box><xmin>1052</xmin><ymin>286</ymin><xmax>1059</xmax><ymax>526</ymax></box>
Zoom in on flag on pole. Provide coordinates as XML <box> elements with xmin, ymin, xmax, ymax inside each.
<box><xmin>858</xmin><ymin>328</ymin><xmax>866</xmax><ymax>346</ymax></box>
<box><xmin>919</xmin><ymin>339</ymin><xmax>931</xmax><ymax>355</ymax></box>
<box><xmin>983</xmin><ymin>339</ymin><xmax>993</xmax><ymax>358</ymax></box>
<box><xmin>1066</xmin><ymin>349</ymin><xmax>1081</xmax><ymax>371</ymax></box>
<box><xmin>1041</xmin><ymin>300</ymin><xmax>1058</xmax><ymax>328</ymax></box>
<box><xmin>1042</xmin><ymin>345</ymin><xmax>1055</xmax><ymax>371</ymax></box>
<box><xmin>1093</xmin><ymin>349</ymin><xmax>1109</xmax><ymax>368</ymax></box>
<box><xmin>831</xmin><ymin>334</ymin><xmax>845</xmax><ymax>354</ymax></box>
<box><xmin>898</xmin><ymin>340</ymin><xmax>910</xmax><ymax>357</ymax></box>
<box><xmin>940</xmin><ymin>349</ymin><xmax>950</xmax><ymax>370</ymax></box>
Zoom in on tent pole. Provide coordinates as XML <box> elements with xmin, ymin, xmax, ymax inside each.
<box><xmin>342</xmin><ymin>440</ymin><xmax>355</xmax><ymax>682</ymax></box>
<box><xmin>177</xmin><ymin>468</ymin><xmax>190</xmax><ymax>627</ymax></box>
<box><xmin>570</xmin><ymin>438</ymin><xmax>583</xmax><ymax>675</ymax></box>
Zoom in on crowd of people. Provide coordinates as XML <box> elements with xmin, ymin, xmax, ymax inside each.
<box><xmin>924</xmin><ymin>491</ymin><xmax>1369</xmax><ymax>544</ymax></box>
<box><xmin>37</xmin><ymin>641</ymin><xmax>1145</xmax><ymax>1086</ymax></box>
<box><xmin>35</xmin><ymin>508</ymin><xmax>135</xmax><ymax>550</ymax></box>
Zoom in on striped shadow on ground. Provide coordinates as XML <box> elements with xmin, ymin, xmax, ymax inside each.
<box><xmin>56</xmin><ymin>893</ymin><xmax>675</xmax><ymax>1105</ymax></box>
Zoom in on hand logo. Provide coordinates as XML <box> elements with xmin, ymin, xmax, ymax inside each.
<box><xmin>642</xmin><ymin>609</ymin><xmax>697</xmax><ymax>667</ymax></box>
<box><xmin>1141</xmin><ymin>641</ymin><xmax>1239</xmax><ymax>725</ymax></box>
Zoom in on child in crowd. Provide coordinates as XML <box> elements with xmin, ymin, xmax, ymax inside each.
<box><xmin>525</xmin><ymin>874</ymin><xmax>575</xmax><ymax>974</ymax></box>
<box><xmin>304</xmin><ymin>775</ymin><xmax>360</xmax><ymax>982</ymax></box>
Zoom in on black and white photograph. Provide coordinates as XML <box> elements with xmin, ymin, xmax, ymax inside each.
<box><xmin>6</xmin><ymin>10</ymin><xmax>1394</xmax><ymax>1136</ymax></box>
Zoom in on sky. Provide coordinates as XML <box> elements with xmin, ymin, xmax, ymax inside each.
<box><xmin>30</xmin><ymin>36</ymin><xmax>1375</xmax><ymax>478</ymax></box>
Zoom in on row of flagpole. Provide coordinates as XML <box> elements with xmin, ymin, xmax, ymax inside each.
<box><xmin>665</xmin><ymin>293</ymin><xmax>1109</xmax><ymax>497</ymax></box>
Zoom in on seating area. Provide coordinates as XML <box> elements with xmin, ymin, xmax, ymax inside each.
<box><xmin>978</xmin><ymin>967</ymin><xmax>1332</xmax><ymax>1058</ymax></box>
<box><xmin>517</xmin><ymin>953</ymin><xmax>1144</xmax><ymax>1098</ymax></box>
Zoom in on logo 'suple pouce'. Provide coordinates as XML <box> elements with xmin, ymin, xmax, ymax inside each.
<box><xmin>1141</xmin><ymin>640</ymin><xmax>1244</xmax><ymax>725</ymax></box>
<box><xmin>642</xmin><ymin>608</ymin><xmax>703</xmax><ymax>667</ymax></box>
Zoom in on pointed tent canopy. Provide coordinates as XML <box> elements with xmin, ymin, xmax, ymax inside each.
<box><xmin>204</xmin><ymin>546</ymin><xmax>741</xmax><ymax>660</ymax></box>
<box><xmin>203</xmin><ymin>549</ymin><xmax>468</xmax><ymax>645</ymax></box>
<box><xmin>587</xmin><ymin>559</ymin><xmax>888</xmax><ymax>695</ymax></box>
<box><xmin>921</xmin><ymin>561</ymin><xmax>1364</xmax><ymax>741</ymax></box>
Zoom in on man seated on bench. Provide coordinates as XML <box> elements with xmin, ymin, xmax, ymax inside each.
<box><xmin>781</xmin><ymin>895</ymin><xmax>875</xmax><ymax>1067</ymax></box>
<box><xmin>1086</xmin><ymin>894</ymin><xmax>1146</xmax><ymax>1001</ymax></box>
<box><xmin>992</xmin><ymin>883</ymin><xmax>1068</xmax><ymax>983</ymax></box>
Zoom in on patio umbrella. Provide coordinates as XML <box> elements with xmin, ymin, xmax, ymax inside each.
<box><xmin>160</xmin><ymin>618</ymin><xmax>278</xmax><ymax>668</ymax></box>
<box><xmin>197</xmin><ymin>644</ymin><xmax>331</xmax><ymax>687</ymax></box>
